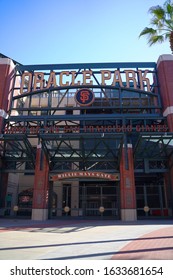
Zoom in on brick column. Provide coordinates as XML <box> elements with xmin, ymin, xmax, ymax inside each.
<box><xmin>0</xmin><ymin>160</ymin><xmax>8</xmax><ymax>215</ymax></box>
<box><xmin>120</xmin><ymin>144</ymin><xmax>137</xmax><ymax>221</ymax></box>
<box><xmin>0</xmin><ymin>58</ymin><xmax>15</xmax><ymax>215</ymax></box>
<box><xmin>157</xmin><ymin>55</ymin><xmax>173</xmax><ymax>131</ymax></box>
<box><xmin>32</xmin><ymin>144</ymin><xmax>50</xmax><ymax>220</ymax></box>
<box><xmin>157</xmin><ymin>55</ymin><xmax>173</xmax><ymax>215</ymax></box>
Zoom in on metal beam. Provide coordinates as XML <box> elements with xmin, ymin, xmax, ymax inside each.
<box><xmin>16</xmin><ymin>62</ymin><xmax>156</xmax><ymax>72</ymax></box>
<box><xmin>134</xmin><ymin>133</ymin><xmax>173</xmax><ymax>160</ymax></box>
<box><xmin>7</xmin><ymin>113</ymin><xmax>163</xmax><ymax>123</ymax></box>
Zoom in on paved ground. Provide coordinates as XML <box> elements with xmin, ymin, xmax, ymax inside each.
<box><xmin>0</xmin><ymin>218</ymin><xmax>173</xmax><ymax>260</ymax></box>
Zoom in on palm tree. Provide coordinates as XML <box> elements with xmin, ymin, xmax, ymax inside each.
<box><xmin>139</xmin><ymin>0</ymin><xmax>173</xmax><ymax>53</ymax></box>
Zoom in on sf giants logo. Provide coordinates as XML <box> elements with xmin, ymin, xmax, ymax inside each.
<box><xmin>80</xmin><ymin>90</ymin><xmax>90</xmax><ymax>103</ymax></box>
<box><xmin>75</xmin><ymin>89</ymin><xmax>95</xmax><ymax>106</ymax></box>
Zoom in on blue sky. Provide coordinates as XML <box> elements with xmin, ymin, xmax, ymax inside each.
<box><xmin>0</xmin><ymin>0</ymin><xmax>171</xmax><ymax>65</ymax></box>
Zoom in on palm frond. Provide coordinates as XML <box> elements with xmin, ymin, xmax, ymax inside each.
<box><xmin>150</xmin><ymin>17</ymin><xmax>164</xmax><ymax>29</ymax></box>
<box><xmin>148</xmin><ymin>35</ymin><xmax>165</xmax><ymax>46</ymax></box>
<box><xmin>165</xmin><ymin>32</ymin><xmax>172</xmax><ymax>39</ymax></box>
<box><xmin>149</xmin><ymin>6</ymin><xmax>165</xmax><ymax>20</ymax></box>
<box><xmin>139</xmin><ymin>0</ymin><xmax>173</xmax><ymax>52</ymax></box>
<box><xmin>165</xmin><ymin>19</ymin><xmax>173</xmax><ymax>30</ymax></box>
<box><xmin>139</xmin><ymin>27</ymin><xmax>156</xmax><ymax>38</ymax></box>
<box><xmin>164</xmin><ymin>0</ymin><xmax>173</xmax><ymax>15</ymax></box>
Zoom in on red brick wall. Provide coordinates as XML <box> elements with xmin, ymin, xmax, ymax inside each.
<box><xmin>32</xmin><ymin>146</ymin><xmax>49</xmax><ymax>210</ymax></box>
<box><xmin>120</xmin><ymin>145</ymin><xmax>136</xmax><ymax>210</ymax></box>
<box><xmin>0</xmin><ymin>59</ymin><xmax>15</xmax><ymax>209</ymax></box>
<box><xmin>157</xmin><ymin>55</ymin><xmax>173</xmax><ymax>131</ymax></box>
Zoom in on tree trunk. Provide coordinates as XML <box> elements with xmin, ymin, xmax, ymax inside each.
<box><xmin>170</xmin><ymin>31</ymin><xmax>173</xmax><ymax>54</ymax></box>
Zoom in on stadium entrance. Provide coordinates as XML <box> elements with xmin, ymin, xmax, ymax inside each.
<box><xmin>49</xmin><ymin>175</ymin><xmax>120</xmax><ymax>219</ymax></box>
<box><xmin>0</xmin><ymin>54</ymin><xmax>173</xmax><ymax>221</ymax></box>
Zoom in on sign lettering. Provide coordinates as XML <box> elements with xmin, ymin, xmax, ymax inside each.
<box><xmin>50</xmin><ymin>171</ymin><xmax>120</xmax><ymax>181</ymax></box>
<box><xmin>4</xmin><ymin>124</ymin><xmax>168</xmax><ymax>135</ymax></box>
<box><xmin>20</xmin><ymin>69</ymin><xmax>152</xmax><ymax>94</ymax></box>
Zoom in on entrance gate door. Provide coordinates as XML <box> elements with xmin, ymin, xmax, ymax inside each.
<box><xmin>79</xmin><ymin>181</ymin><xmax>120</xmax><ymax>218</ymax></box>
<box><xmin>136</xmin><ymin>180</ymin><xmax>167</xmax><ymax>218</ymax></box>
<box><xmin>50</xmin><ymin>174</ymin><xmax>120</xmax><ymax>219</ymax></box>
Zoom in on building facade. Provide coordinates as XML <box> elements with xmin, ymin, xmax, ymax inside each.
<box><xmin>0</xmin><ymin>54</ymin><xmax>173</xmax><ymax>221</ymax></box>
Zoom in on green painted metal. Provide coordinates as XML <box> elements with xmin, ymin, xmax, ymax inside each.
<box><xmin>1</xmin><ymin>60</ymin><xmax>171</xmax><ymax>175</ymax></box>
<box><xmin>133</xmin><ymin>132</ymin><xmax>173</xmax><ymax>172</ymax></box>
<box><xmin>16</xmin><ymin>62</ymin><xmax>156</xmax><ymax>72</ymax></box>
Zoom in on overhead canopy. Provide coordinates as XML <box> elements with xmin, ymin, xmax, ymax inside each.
<box><xmin>40</xmin><ymin>133</ymin><xmax>124</xmax><ymax>172</ymax></box>
<box><xmin>134</xmin><ymin>133</ymin><xmax>173</xmax><ymax>160</ymax></box>
<box><xmin>0</xmin><ymin>134</ymin><xmax>36</xmax><ymax>171</ymax></box>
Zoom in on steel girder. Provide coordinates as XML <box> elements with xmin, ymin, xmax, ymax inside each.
<box><xmin>40</xmin><ymin>133</ymin><xmax>124</xmax><ymax>172</ymax></box>
<box><xmin>133</xmin><ymin>133</ymin><xmax>173</xmax><ymax>172</ymax></box>
<box><xmin>0</xmin><ymin>134</ymin><xmax>36</xmax><ymax>171</ymax></box>
<box><xmin>1</xmin><ymin>60</ymin><xmax>164</xmax><ymax>174</ymax></box>
<box><xmin>134</xmin><ymin>133</ymin><xmax>173</xmax><ymax>158</ymax></box>
<box><xmin>16</xmin><ymin>62</ymin><xmax>156</xmax><ymax>72</ymax></box>
<box><xmin>10</xmin><ymin>85</ymin><xmax>161</xmax><ymax>116</ymax></box>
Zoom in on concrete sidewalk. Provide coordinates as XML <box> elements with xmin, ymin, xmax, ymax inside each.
<box><xmin>112</xmin><ymin>226</ymin><xmax>173</xmax><ymax>259</ymax></box>
<box><xmin>0</xmin><ymin>218</ymin><xmax>173</xmax><ymax>260</ymax></box>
